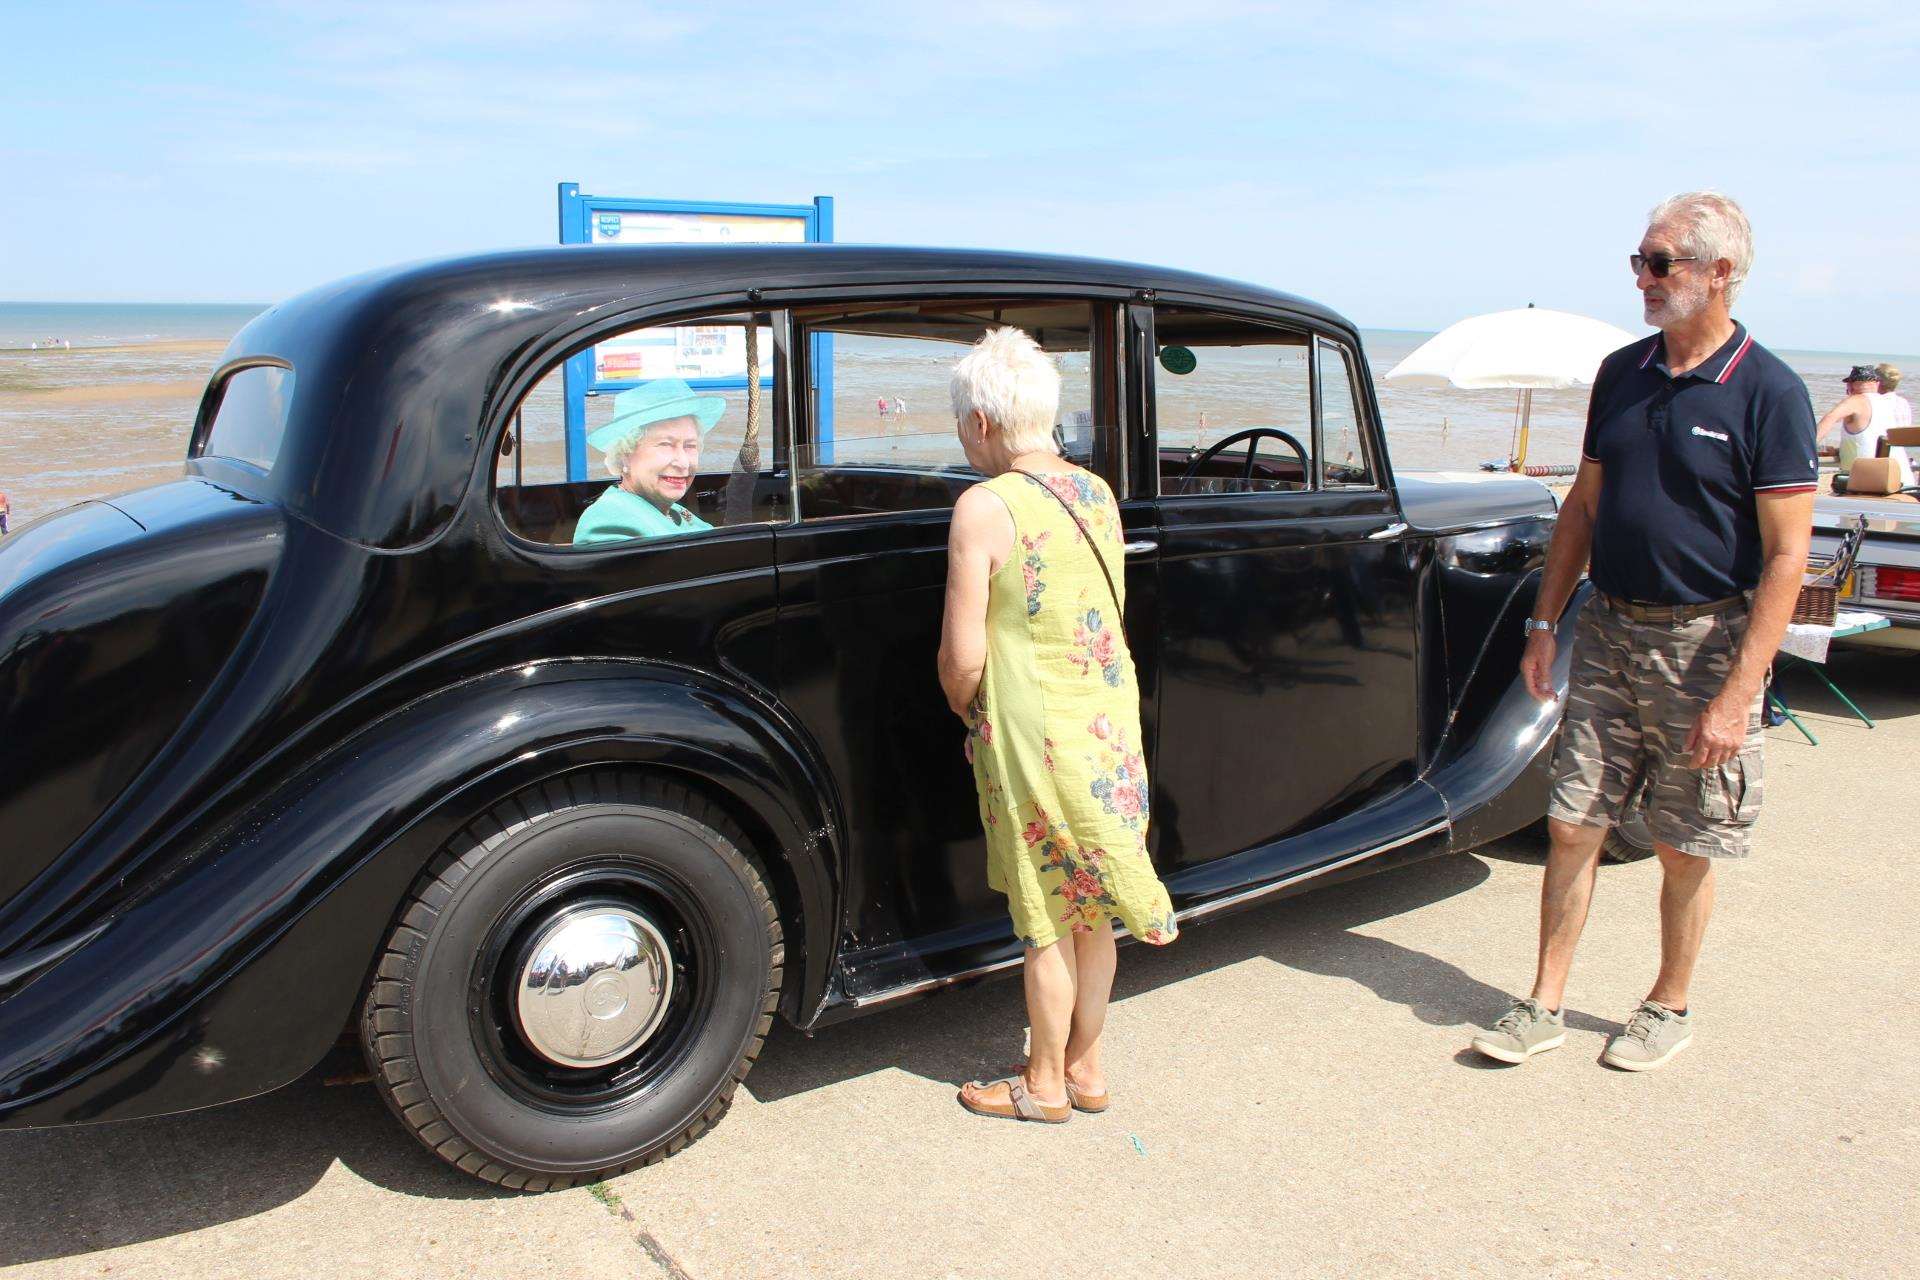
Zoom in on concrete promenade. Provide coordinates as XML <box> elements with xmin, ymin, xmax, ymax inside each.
<box><xmin>3</xmin><ymin>649</ymin><xmax>1915</xmax><ymax>1280</ymax></box>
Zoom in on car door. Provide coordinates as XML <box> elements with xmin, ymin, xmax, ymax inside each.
<box><xmin>770</xmin><ymin>295</ymin><xmax>1153</xmax><ymax>997</ymax></box>
<box><xmin>1144</xmin><ymin>303</ymin><xmax>1432</xmax><ymax>873</ymax></box>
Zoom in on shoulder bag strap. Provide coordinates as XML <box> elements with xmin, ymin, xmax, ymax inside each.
<box><xmin>1009</xmin><ymin>469</ymin><xmax>1126</xmax><ymax>640</ymax></box>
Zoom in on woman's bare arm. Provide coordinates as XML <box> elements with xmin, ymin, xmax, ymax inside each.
<box><xmin>938</xmin><ymin>485</ymin><xmax>1015</xmax><ymax>718</ymax></box>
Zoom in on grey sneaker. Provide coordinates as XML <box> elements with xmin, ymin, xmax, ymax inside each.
<box><xmin>1601</xmin><ymin>1001</ymin><xmax>1692</xmax><ymax>1071</ymax></box>
<box><xmin>1471</xmin><ymin>998</ymin><xmax>1567</xmax><ymax>1064</ymax></box>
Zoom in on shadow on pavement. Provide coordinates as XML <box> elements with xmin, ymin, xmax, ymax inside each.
<box><xmin>746</xmin><ymin>845</ymin><xmax>1616</xmax><ymax>1103</ymax></box>
<box><xmin>0</xmin><ymin>1061</ymin><xmax>514</xmax><ymax>1266</ymax></box>
<box><xmin>1774</xmin><ymin>648</ymin><xmax>1920</xmax><ymax>724</ymax></box>
<box><xmin>0</xmin><ymin>844</ymin><xmax>1556</xmax><ymax>1264</ymax></box>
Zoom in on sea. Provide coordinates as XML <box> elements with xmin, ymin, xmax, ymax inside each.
<box><xmin>0</xmin><ymin>301</ymin><xmax>1908</xmax><ymax>529</ymax></box>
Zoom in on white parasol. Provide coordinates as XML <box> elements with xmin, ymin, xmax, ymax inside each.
<box><xmin>1384</xmin><ymin>305</ymin><xmax>1638</xmax><ymax>471</ymax></box>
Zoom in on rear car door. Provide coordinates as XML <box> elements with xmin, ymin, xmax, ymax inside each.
<box><xmin>770</xmin><ymin>295</ymin><xmax>1151</xmax><ymax>996</ymax></box>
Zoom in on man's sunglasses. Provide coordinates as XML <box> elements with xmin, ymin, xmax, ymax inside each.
<box><xmin>1630</xmin><ymin>252</ymin><xmax>1699</xmax><ymax>278</ymax></box>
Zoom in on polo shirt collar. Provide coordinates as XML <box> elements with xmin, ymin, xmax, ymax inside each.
<box><xmin>1638</xmin><ymin>321</ymin><xmax>1754</xmax><ymax>384</ymax></box>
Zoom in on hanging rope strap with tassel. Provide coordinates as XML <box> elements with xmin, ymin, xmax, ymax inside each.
<box><xmin>723</xmin><ymin>321</ymin><xmax>763</xmax><ymax>526</ymax></box>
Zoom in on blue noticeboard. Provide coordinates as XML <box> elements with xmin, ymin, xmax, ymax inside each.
<box><xmin>557</xmin><ymin>184</ymin><xmax>835</xmax><ymax>480</ymax></box>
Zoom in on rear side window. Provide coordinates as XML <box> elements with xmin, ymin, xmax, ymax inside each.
<box><xmin>198</xmin><ymin>365</ymin><xmax>294</xmax><ymax>473</ymax></box>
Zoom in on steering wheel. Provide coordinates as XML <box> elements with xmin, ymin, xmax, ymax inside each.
<box><xmin>1177</xmin><ymin>427</ymin><xmax>1310</xmax><ymax>494</ymax></box>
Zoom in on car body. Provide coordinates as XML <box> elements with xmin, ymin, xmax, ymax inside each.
<box><xmin>0</xmin><ymin>245</ymin><xmax>1578</xmax><ymax>1187</ymax></box>
<box><xmin>1811</xmin><ymin>493</ymin><xmax>1920</xmax><ymax>649</ymax></box>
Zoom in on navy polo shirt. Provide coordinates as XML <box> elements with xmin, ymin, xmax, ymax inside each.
<box><xmin>1583</xmin><ymin>323</ymin><xmax>1817</xmax><ymax>604</ymax></box>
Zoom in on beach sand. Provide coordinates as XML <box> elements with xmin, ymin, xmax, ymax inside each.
<box><xmin>0</xmin><ymin>340</ymin><xmax>229</xmax><ymax>523</ymax></box>
<box><xmin>0</xmin><ymin>380</ymin><xmax>204</xmax><ymax>406</ymax></box>
<box><xmin>0</xmin><ymin>339</ymin><xmax>228</xmax><ymax>358</ymax></box>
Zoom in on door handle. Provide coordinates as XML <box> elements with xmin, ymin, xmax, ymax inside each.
<box><xmin>1367</xmin><ymin>522</ymin><xmax>1409</xmax><ymax>541</ymax></box>
<box><xmin>1123</xmin><ymin>539</ymin><xmax>1158</xmax><ymax>556</ymax></box>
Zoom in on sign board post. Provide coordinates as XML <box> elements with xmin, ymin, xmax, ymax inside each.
<box><xmin>557</xmin><ymin>184</ymin><xmax>835</xmax><ymax>480</ymax></box>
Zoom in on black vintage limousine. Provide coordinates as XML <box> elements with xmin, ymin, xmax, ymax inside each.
<box><xmin>0</xmin><ymin>245</ymin><xmax>1581</xmax><ymax>1188</ymax></box>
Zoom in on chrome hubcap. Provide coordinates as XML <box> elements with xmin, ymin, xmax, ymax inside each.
<box><xmin>513</xmin><ymin>905</ymin><xmax>674</xmax><ymax>1068</ymax></box>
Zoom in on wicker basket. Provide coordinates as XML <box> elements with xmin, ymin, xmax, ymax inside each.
<box><xmin>1792</xmin><ymin>581</ymin><xmax>1837</xmax><ymax>626</ymax></box>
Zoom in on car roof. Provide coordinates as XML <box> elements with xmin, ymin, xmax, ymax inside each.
<box><xmin>204</xmin><ymin>244</ymin><xmax>1356</xmax><ymax>548</ymax></box>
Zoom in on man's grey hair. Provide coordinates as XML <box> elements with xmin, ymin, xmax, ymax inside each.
<box><xmin>950</xmin><ymin>326</ymin><xmax>1061</xmax><ymax>456</ymax></box>
<box><xmin>1647</xmin><ymin>190</ymin><xmax>1754</xmax><ymax>307</ymax></box>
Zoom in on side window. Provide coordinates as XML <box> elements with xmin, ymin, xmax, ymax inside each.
<box><xmin>1152</xmin><ymin>308</ymin><xmax>1312</xmax><ymax>495</ymax></box>
<box><xmin>196</xmin><ymin>364</ymin><xmax>294</xmax><ymax>473</ymax></box>
<box><xmin>794</xmin><ymin>301</ymin><xmax>1105</xmax><ymax>520</ymax></box>
<box><xmin>1316</xmin><ymin>338</ymin><xmax>1378</xmax><ymax>489</ymax></box>
<box><xmin>495</xmin><ymin>313</ymin><xmax>783</xmax><ymax>547</ymax></box>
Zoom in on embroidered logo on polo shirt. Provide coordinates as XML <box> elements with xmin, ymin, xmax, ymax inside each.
<box><xmin>1691</xmin><ymin>426</ymin><xmax>1730</xmax><ymax>442</ymax></box>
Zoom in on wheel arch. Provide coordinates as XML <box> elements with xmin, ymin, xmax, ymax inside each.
<box><xmin>0</xmin><ymin>659</ymin><xmax>843</xmax><ymax>1130</ymax></box>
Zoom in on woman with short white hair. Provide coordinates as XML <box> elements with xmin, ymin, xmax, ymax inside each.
<box><xmin>937</xmin><ymin>326</ymin><xmax>1177</xmax><ymax>1125</ymax></box>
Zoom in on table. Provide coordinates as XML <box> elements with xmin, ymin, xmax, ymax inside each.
<box><xmin>1769</xmin><ymin>609</ymin><xmax>1891</xmax><ymax>745</ymax></box>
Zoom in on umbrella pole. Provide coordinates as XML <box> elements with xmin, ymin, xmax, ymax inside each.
<box><xmin>1510</xmin><ymin>389</ymin><xmax>1533</xmax><ymax>473</ymax></box>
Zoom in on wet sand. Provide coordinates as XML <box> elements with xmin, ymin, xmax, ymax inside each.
<box><xmin>0</xmin><ymin>341</ymin><xmax>229</xmax><ymax>523</ymax></box>
<box><xmin>0</xmin><ymin>380</ymin><xmax>203</xmax><ymax>406</ymax></box>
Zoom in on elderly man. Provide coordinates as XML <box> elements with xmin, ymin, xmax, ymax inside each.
<box><xmin>573</xmin><ymin>377</ymin><xmax>724</xmax><ymax>544</ymax></box>
<box><xmin>1471</xmin><ymin>191</ymin><xmax>1816</xmax><ymax>1071</ymax></box>
<box><xmin>1818</xmin><ymin>365</ymin><xmax>1914</xmax><ymax>487</ymax></box>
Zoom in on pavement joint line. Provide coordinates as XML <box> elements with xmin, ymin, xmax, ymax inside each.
<box><xmin>589</xmin><ymin>1181</ymin><xmax>697</xmax><ymax>1280</ymax></box>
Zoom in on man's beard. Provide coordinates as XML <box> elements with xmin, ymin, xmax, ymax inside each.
<box><xmin>1647</xmin><ymin>271</ymin><xmax>1711</xmax><ymax>327</ymax></box>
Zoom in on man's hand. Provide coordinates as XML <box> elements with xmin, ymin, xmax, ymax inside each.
<box><xmin>1685</xmin><ymin>692</ymin><xmax>1748</xmax><ymax>769</ymax></box>
<box><xmin>1521</xmin><ymin>630</ymin><xmax>1557</xmax><ymax>701</ymax></box>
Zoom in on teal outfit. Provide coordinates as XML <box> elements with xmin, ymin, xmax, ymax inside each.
<box><xmin>573</xmin><ymin>486</ymin><xmax>713</xmax><ymax>544</ymax></box>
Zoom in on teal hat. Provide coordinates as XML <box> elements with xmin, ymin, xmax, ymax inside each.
<box><xmin>586</xmin><ymin>378</ymin><xmax>727</xmax><ymax>452</ymax></box>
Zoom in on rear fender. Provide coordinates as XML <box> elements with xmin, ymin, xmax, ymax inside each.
<box><xmin>0</xmin><ymin>659</ymin><xmax>841</xmax><ymax>1128</ymax></box>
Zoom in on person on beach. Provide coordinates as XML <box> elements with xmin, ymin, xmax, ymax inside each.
<box><xmin>573</xmin><ymin>378</ymin><xmax>719</xmax><ymax>544</ymax></box>
<box><xmin>1875</xmin><ymin>363</ymin><xmax>1916</xmax><ymax>479</ymax></box>
<box><xmin>1817</xmin><ymin>365</ymin><xmax>1914</xmax><ymax>487</ymax></box>
<box><xmin>1876</xmin><ymin>363</ymin><xmax>1912</xmax><ymax>427</ymax></box>
<box><xmin>938</xmin><ymin>327</ymin><xmax>1178</xmax><ymax>1123</ymax></box>
<box><xmin>1472</xmin><ymin>191</ymin><xmax>1816</xmax><ymax>1072</ymax></box>
<box><xmin>0</xmin><ymin>489</ymin><xmax>9</xmax><ymax>536</ymax></box>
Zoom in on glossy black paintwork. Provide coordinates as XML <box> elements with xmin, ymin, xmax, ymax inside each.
<box><xmin>0</xmin><ymin>488</ymin><xmax>282</xmax><ymax>922</ymax></box>
<box><xmin>0</xmin><ymin>244</ymin><xmax>1560</xmax><ymax>1130</ymax></box>
<box><xmin>1152</xmin><ymin>488</ymin><xmax>1422</xmax><ymax>866</ymax></box>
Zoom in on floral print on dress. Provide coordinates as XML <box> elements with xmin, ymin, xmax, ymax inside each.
<box><xmin>1086</xmin><ymin>714</ymin><xmax>1150</xmax><ymax>829</ymax></box>
<box><xmin>1068</xmin><ymin>609</ymin><xmax>1124</xmax><ymax>687</ymax></box>
<box><xmin>964</xmin><ymin>693</ymin><xmax>1002</xmax><ymax>827</ymax></box>
<box><xmin>1039</xmin><ymin>472</ymin><xmax>1121</xmax><ymax>543</ymax></box>
<box><xmin>1023</xmin><ymin>803</ymin><xmax>1118</xmax><ymax>930</ymax></box>
<box><xmin>1019</xmin><ymin>531</ymin><xmax>1051</xmax><ymax>617</ymax></box>
<box><xmin>964</xmin><ymin>467</ymin><xmax>1176</xmax><ymax>952</ymax></box>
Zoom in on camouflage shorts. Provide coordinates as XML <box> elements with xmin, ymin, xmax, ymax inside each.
<box><xmin>1547</xmin><ymin>595</ymin><xmax>1766</xmax><ymax>858</ymax></box>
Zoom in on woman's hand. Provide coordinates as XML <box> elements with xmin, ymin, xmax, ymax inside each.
<box><xmin>938</xmin><ymin>486</ymin><xmax>1014</xmax><ymax>718</ymax></box>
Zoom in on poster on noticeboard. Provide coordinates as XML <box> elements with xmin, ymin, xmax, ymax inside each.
<box><xmin>587</xmin><ymin>210</ymin><xmax>804</xmax><ymax>385</ymax></box>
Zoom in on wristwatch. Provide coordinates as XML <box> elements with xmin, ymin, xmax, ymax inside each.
<box><xmin>1521</xmin><ymin>618</ymin><xmax>1554</xmax><ymax>638</ymax></box>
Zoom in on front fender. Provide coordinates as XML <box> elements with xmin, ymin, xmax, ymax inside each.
<box><xmin>0</xmin><ymin>659</ymin><xmax>841</xmax><ymax>1128</ymax></box>
<box><xmin>1428</xmin><ymin>580</ymin><xmax>1591</xmax><ymax>850</ymax></box>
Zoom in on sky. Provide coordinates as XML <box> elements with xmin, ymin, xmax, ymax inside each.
<box><xmin>3</xmin><ymin>1</ymin><xmax>1917</xmax><ymax>352</ymax></box>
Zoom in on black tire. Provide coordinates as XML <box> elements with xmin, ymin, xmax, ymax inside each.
<box><xmin>360</xmin><ymin>771</ymin><xmax>782</xmax><ymax>1190</ymax></box>
<box><xmin>1601</xmin><ymin>825</ymin><xmax>1656</xmax><ymax>864</ymax></box>
<box><xmin>1600</xmin><ymin>798</ymin><xmax>1656</xmax><ymax>863</ymax></box>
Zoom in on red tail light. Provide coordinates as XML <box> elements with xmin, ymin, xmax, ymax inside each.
<box><xmin>1865</xmin><ymin>566</ymin><xmax>1920</xmax><ymax>602</ymax></box>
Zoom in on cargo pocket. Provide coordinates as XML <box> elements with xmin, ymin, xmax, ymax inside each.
<box><xmin>1698</xmin><ymin>745</ymin><xmax>1763</xmax><ymax>824</ymax></box>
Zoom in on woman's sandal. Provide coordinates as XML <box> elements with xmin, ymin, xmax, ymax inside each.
<box><xmin>1001</xmin><ymin>1063</ymin><xmax>1110</xmax><ymax>1114</ymax></box>
<box><xmin>957</xmin><ymin>1076</ymin><xmax>1072</xmax><ymax>1124</ymax></box>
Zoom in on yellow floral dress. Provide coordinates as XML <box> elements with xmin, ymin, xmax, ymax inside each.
<box><xmin>963</xmin><ymin>467</ymin><xmax>1179</xmax><ymax>951</ymax></box>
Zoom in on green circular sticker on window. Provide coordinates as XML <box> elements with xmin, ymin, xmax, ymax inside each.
<box><xmin>1158</xmin><ymin>345</ymin><xmax>1196</xmax><ymax>376</ymax></box>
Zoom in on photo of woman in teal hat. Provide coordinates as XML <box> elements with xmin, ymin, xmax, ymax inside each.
<box><xmin>573</xmin><ymin>378</ymin><xmax>728</xmax><ymax>544</ymax></box>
